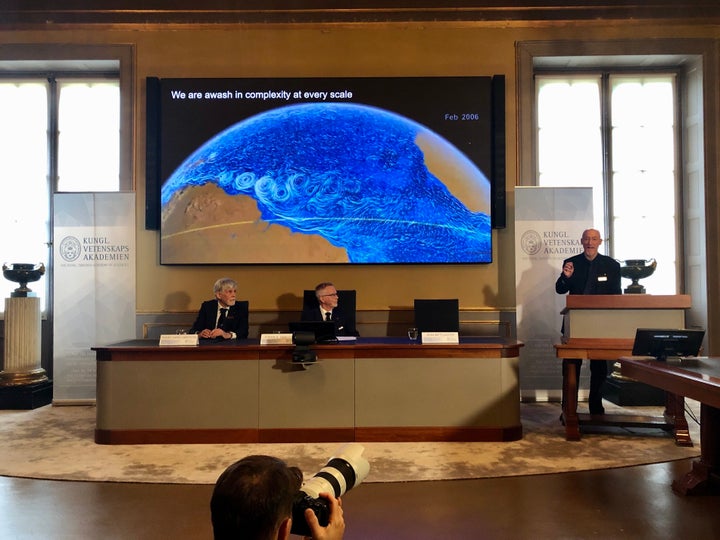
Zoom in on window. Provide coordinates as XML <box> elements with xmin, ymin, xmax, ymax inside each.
<box><xmin>536</xmin><ymin>72</ymin><xmax>678</xmax><ymax>294</ymax></box>
<box><xmin>0</xmin><ymin>76</ymin><xmax>120</xmax><ymax>311</ymax></box>
<box><xmin>57</xmin><ymin>80</ymin><xmax>120</xmax><ymax>192</ymax></box>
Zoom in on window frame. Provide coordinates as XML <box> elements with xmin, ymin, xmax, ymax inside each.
<box><xmin>0</xmin><ymin>70</ymin><xmax>124</xmax><ymax>315</ymax></box>
<box><xmin>0</xmin><ymin>44</ymin><xmax>133</xmax><ymax>378</ymax></box>
<box><xmin>0</xmin><ymin>44</ymin><xmax>134</xmax><ymax>193</ymax></box>
<box><xmin>534</xmin><ymin>68</ymin><xmax>684</xmax><ymax>293</ymax></box>
<box><xmin>516</xmin><ymin>38</ymin><xmax>718</xmax><ymax>356</ymax></box>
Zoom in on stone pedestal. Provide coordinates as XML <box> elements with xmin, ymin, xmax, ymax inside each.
<box><xmin>0</xmin><ymin>296</ymin><xmax>49</xmax><ymax>408</ymax></box>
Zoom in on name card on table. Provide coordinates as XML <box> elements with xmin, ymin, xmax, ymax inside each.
<box><xmin>260</xmin><ymin>333</ymin><xmax>294</xmax><ymax>345</ymax></box>
<box><xmin>421</xmin><ymin>332</ymin><xmax>460</xmax><ymax>344</ymax></box>
<box><xmin>159</xmin><ymin>334</ymin><xmax>199</xmax><ymax>346</ymax></box>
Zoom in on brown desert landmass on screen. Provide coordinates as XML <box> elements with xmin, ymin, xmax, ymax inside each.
<box><xmin>161</xmin><ymin>183</ymin><xmax>349</xmax><ymax>264</ymax></box>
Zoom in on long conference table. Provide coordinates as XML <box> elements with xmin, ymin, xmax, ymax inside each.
<box><xmin>619</xmin><ymin>356</ymin><xmax>720</xmax><ymax>495</ymax></box>
<box><xmin>93</xmin><ymin>337</ymin><xmax>523</xmax><ymax>445</ymax></box>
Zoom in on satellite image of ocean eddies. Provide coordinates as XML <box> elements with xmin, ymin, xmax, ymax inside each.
<box><xmin>161</xmin><ymin>102</ymin><xmax>491</xmax><ymax>263</ymax></box>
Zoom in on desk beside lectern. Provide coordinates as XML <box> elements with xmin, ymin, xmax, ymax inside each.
<box><xmin>619</xmin><ymin>356</ymin><xmax>720</xmax><ymax>495</ymax></box>
<box><xmin>554</xmin><ymin>294</ymin><xmax>692</xmax><ymax>442</ymax></box>
<box><xmin>93</xmin><ymin>337</ymin><xmax>523</xmax><ymax>445</ymax></box>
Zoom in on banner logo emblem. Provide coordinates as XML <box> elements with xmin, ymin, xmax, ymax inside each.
<box><xmin>520</xmin><ymin>230</ymin><xmax>542</xmax><ymax>255</ymax></box>
<box><xmin>59</xmin><ymin>236</ymin><xmax>82</xmax><ymax>262</ymax></box>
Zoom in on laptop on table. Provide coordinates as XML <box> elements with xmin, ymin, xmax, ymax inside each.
<box><xmin>288</xmin><ymin>321</ymin><xmax>338</xmax><ymax>344</ymax></box>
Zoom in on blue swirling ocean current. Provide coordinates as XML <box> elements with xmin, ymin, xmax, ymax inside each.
<box><xmin>161</xmin><ymin>102</ymin><xmax>491</xmax><ymax>263</ymax></box>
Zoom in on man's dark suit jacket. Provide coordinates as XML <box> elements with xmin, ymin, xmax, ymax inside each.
<box><xmin>189</xmin><ymin>299</ymin><xmax>249</xmax><ymax>339</ymax></box>
<box><xmin>555</xmin><ymin>253</ymin><xmax>621</xmax><ymax>295</ymax></box>
<box><xmin>300</xmin><ymin>305</ymin><xmax>359</xmax><ymax>337</ymax></box>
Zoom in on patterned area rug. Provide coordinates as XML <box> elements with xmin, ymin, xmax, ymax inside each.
<box><xmin>0</xmin><ymin>401</ymin><xmax>700</xmax><ymax>485</ymax></box>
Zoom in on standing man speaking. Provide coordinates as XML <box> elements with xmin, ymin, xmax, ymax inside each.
<box><xmin>555</xmin><ymin>228</ymin><xmax>621</xmax><ymax>415</ymax></box>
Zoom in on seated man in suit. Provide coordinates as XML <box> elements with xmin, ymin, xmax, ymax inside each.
<box><xmin>189</xmin><ymin>277</ymin><xmax>249</xmax><ymax>340</ymax></box>
<box><xmin>301</xmin><ymin>282</ymin><xmax>359</xmax><ymax>337</ymax></box>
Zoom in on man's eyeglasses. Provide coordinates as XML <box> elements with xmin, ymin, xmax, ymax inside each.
<box><xmin>320</xmin><ymin>293</ymin><xmax>338</xmax><ymax>297</ymax></box>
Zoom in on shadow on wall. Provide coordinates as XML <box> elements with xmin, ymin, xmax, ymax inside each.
<box><xmin>164</xmin><ymin>291</ymin><xmax>192</xmax><ymax>311</ymax></box>
<box><xmin>482</xmin><ymin>284</ymin><xmax>498</xmax><ymax>306</ymax></box>
<box><xmin>254</xmin><ymin>293</ymin><xmax>303</xmax><ymax>335</ymax></box>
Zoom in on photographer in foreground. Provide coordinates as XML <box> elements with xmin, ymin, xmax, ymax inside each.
<box><xmin>211</xmin><ymin>455</ymin><xmax>345</xmax><ymax>540</ymax></box>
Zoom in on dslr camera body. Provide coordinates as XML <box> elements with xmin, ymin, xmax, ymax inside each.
<box><xmin>290</xmin><ymin>443</ymin><xmax>369</xmax><ymax>537</ymax></box>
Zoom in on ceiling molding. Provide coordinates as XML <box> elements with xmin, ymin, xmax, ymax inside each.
<box><xmin>1</xmin><ymin>1</ymin><xmax>719</xmax><ymax>26</ymax></box>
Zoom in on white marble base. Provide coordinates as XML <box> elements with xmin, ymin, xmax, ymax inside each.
<box><xmin>1</xmin><ymin>296</ymin><xmax>47</xmax><ymax>386</ymax></box>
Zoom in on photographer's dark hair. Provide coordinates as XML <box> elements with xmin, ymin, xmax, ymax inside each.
<box><xmin>211</xmin><ymin>455</ymin><xmax>303</xmax><ymax>540</ymax></box>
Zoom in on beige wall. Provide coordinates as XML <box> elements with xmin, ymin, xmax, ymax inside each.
<box><xmin>2</xmin><ymin>21</ymin><xmax>718</xmax><ymax>317</ymax></box>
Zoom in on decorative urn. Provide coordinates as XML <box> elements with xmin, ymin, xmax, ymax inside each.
<box><xmin>2</xmin><ymin>263</ymin><xmax>45</xmax><ymax>297</ymax></box>
<box><xmin>619</xmin><ymin>258</ymin><xmax>656</xmax><ymax>294</ymax></box>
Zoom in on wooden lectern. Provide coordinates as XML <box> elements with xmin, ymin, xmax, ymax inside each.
<box><xmin>554</xmin><ymin>294</ymin><xmax>692</xmax><ymax>443</ymax></box>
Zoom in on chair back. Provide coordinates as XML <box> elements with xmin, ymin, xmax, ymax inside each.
<box><xmin>413</xmin><ymin>298</ymin><xmax>459</xmax><ymax>333</ymax></box>
<box><xmin>235</xmin><ymin>300</ymin><xmax>249</xmax><ymax>320</ymax></box>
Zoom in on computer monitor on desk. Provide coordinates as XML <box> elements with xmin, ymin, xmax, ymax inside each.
<box><xmin>288</xmin><ymin>321</ymin><xmax>338</xmax><ymax>344</ymax></box>
<box><xmin>631</xmin><ymin>328</ymin><xmax>705</xmax><ymax>361</ymax></box>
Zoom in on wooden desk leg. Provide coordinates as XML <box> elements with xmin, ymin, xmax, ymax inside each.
<box><xmin>673</xmin><ymin>404</ymin><xmax>720</xmax><ymax>495</ymax></box>
<box><xmin>562</xmin><ymin>361</ymin><xmax>581</xmax><ymax>441</ymax></box>
<box><xmin>664</xmin><ymin>392</ymin><xmax>692</xmax><ymax>447</ymax></box>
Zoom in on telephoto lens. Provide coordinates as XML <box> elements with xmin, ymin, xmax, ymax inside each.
<box><xmin>290</xmin><ymin>443</ymin><xmax>369</xmax><ymax>537</ymax></box>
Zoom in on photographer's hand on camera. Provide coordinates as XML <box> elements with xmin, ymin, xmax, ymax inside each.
<box><xmin>302</xmin><ymin>492</ymin><xmax>345</xmax><ymax>540</ymax></box>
